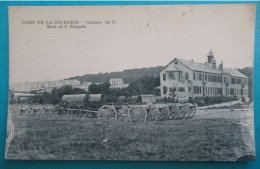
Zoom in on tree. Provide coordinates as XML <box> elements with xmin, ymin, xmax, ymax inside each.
<box><xmin>99</xmin><ymin>82</ymin><xmax>110</xmax><ymax>95</ymax></box>
<box><xmin>88</xmin><ymin>84</ymin><xmax>101</xmax><ymax>94</ymax></box>
<box><xmin>238</xmin><ymin>67</ymin><xmax>253</xmax><ymax>101</ymax></box>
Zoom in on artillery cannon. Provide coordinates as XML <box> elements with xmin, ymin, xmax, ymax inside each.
<box><xmin>56</xmin><ymin>94</ymin><xmax>196</xmax><ymax>122</ymax></box>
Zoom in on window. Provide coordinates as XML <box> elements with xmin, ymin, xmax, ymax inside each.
<box><xmin>230</xmin><ymin>88</ymin><xmax>234</xmax><ymax>95</ymax></box>
<box><xmin>208</xmin><ymin>75</ymin><xmax>212</xmax><ymax>82</ymax></box>
<box><xmin>163</xmin><ymin>86</ymin><xmax>167</xmax><ymax>94</ymax></box>
<box><xmin>194</xmin><ymin>86</ymin><xmax>201</xmax><ymax>94</ymax></box>
<box><xmin>179</xmin><ymin>87</ymin><xmax>185</xmax><ymax>92</ymax></box>
<box><xmin>199</xmin><ymin>73</ymin><xmax>202</xmax><ymax>81</ymax></box>
<box><xmin>185</xmin><ymin>73</ymin><xmax>189</xmax><ymax>80</ymax></box>
<box><xmin>175</xmin><ymin>61</ymin><xmax>178</xmax><ymax>65</ymax></box>
<box><xmin>193</xmin><ymin>73</ymin><xmax>195</xmax><ymax>80</ymax></box>
<box><xmin>188</xmin><ymin>87</ymin><xmax>191</xmax><ymax>92</ymax></box>
<box><xmin>163</xmin><ymin>73</ymin><xmax>166</xmax><ymax>81</ymax></box>
<box><xmin>168</xmin><ymin>72</ymin><xmax>175</xmax><ymax>80</ymax></box>
<box><xmin>205</xmin><ymin>74</ymin><xmax>207</xmax><ymax>81</ymax></box>
<box><xmin>178</xmin><ymin>72</ymin><xmax>182</xmax><ymax>80</ymax></box>
<box><xmin>217</xmin><ymin>88</ymin><xmax>222</xmax><ymax>95</ymax></box>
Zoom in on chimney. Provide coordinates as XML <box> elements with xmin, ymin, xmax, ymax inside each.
<box><xmin>212</xmin><ymin>59</ymin><xmax>216</xmax><ymax>69</ymax></box>
<box><xmin>219</xmin><ymin>61</ymin><xmax>223</xmax><ymax>71</ymax></box>
<box><xmin>207</xmin><ymin>50</ymin><xmax>214</xmax><ymax>63</ymax></box>
<box><xmin>191</xmin><ymin>59</ymin><xmax>194</xmax><ymax>63</ymax></box>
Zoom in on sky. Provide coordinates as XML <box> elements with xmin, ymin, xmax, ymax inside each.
<box><xmin>9</xmin><ymin>4</ymin><xmax>256</xmax><ymax>83</ymax></box>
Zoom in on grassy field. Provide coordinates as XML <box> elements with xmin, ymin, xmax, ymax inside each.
<box><xmin>5</xmin><ymin>107</ymin><xmax>255</xmax><ymax>161</ymax></box>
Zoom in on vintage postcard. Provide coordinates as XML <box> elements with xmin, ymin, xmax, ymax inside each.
<box><xmin>6</xmin><ymin>5</ymin><xmax>256</xmax><ymax>161</ymax></box>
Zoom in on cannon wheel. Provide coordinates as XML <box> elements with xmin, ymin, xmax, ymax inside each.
<box><xmin>117</xmin><ymin>105</ymin><xmax>130</xmax><ymax>121</ymax></box>
<box><xmin>68</xmin><ymin>103</ymin><xmax>81</xmax><ymax>117</ymax></box>
<box><xmin>128</xmin><ymin>106</ymin><xmax>147</xmax><ymax>122</ymax></box>
<box><xmin>98</xmin><ymin>105</ymin><xmax>117</xmax><ymax>119</ymax></box>
<box><xmin>169</xmin><ymin>104</ymin><xmax>179</xmax><ymax>120</ymax></box>
<box><xmin>33</xmin><ymin>108</ymin><xmax>41</xmax><ymax>116</ymax></box>
<box><xmin>54</xmin><ymin>106</ymin><xmax>63</xmax><ymax>116</ymax></box>
<box><xmin>147</xmin><ymin>105</ymin><xmax>160</xmax><ymax>121</ymax></box>
<box><xmin>188</xmin><ymin>106</ymin><xmax>196</xmax><ymax>118</ymax></box>
<box><xmin>178</xmin><ymin>104</ymin><xmax>190</xmax><ymax>119</ymax></box>
<box><xmin>159</xmin><ymin>106</ymin><xmax>170</xmax><ymax>121</ymax></box>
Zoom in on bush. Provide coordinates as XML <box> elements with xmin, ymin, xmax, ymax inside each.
<box><xmin>194</xmin><ymin>96</ymin><xmax>238</xmax><ymax>106</ymax></box>
<box><xmin>242</xmin><ymin>97</ymin><xmax>246</xmax><ymax>102</ymax></box>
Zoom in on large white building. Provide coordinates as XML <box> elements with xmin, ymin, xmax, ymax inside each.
<box><xmin>160</xmin><ymin>50</ymin><xmax>248</xmax><ymax>99</ymax></box>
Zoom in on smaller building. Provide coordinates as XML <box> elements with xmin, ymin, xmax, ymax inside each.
<box><xmin>109</xmin><ymin>78</ymin><xmax>129</xmax><ymax>89</ymax></box>
<box><xmin>73</xmin><ymin>82</ymin><xmax>92</xmax><ymax>91</ymax></box>
<box><xmin>109</xmin><ymin>78</ymin><xmax>124</xmax><ymax>86</ymax></box>
<box><xmin>140</xmin><ymin>95</ymin><xmax>156</xmax><ymax>103</ymax></box>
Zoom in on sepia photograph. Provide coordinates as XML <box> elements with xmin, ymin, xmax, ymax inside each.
<box><xmin>5</xmin><ymin>4</ymin><xmax>256</xmax><ymax>161</ymax></box>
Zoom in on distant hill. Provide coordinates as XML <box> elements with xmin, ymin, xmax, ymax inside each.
<box><xmin>66</xmin><ymin>66</ymin><xmax>164</xmax><ymax>84</ymax></box>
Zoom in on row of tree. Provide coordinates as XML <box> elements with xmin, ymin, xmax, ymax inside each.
<box><xmin>67</xmin><ymin>66</ymin><xmax>163</xmax><ymax>84</ymax></box>
<box><xmin>237</xmin><ymin>67</ymin><xmax>253</xmax><ymax>101</ymax></box>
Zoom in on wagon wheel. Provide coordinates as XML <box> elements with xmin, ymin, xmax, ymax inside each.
<box><xmin>117</xmin><ymin>105</ymin><xmax>130</xmax><ymax>121</ymax></box>
<box><xmin>64</xmin><ymin>107</ymin><xmax>71</xmax><ymax>116</ymax></box>
<box><xmin>58</xmin><ymin>107</ymin><xmax>67</xmax><ymax>116</ymax></box>
<box><xmin>20</xmin><ymin>108</ymin><xmax>26</xmax><ymax>116</ymax></box>
<box><xmin>184</xmin><ymin>104</ymin><xmax>192</xmax><ymax>118</ymax></box>
<box><xmin>188</xmin><ymin>106</ymin><xmax>196</xmax><ymax>118</ymax></box>
<box><xmin>67</xmin><ymin>103</ymin><xmax>81</xmax><ymax>117</ymax></box>
<box><xmin>178</xmin><ymin>104</ymin><xmax>190</xmax><ymax>119</ymax></box>
<box><xmin>43</xmin><ymin>108</ymin><xmax>49</xmax><ymax>115</ymax></box>
<box><xmin>72</xmin><ymin>103</ymin><xmax>82</xmax><ymax>118</ymax></box>
<box><xmin>82</xmin><ymin>111</ymin><xmax>90</xmax><ymax>118</ymax></box>
<box><xmin>77</xmin><ymin>110</ymin><xmax>84</xmax><ymax>118</ymax></box>
<box><xmin>169</xmin><ymin>104</ymin><xmax>179</xmax><ymax>120</ymax></box>
<box><xmin>66</xmin><ymin>104</ymin><xmax>74</xmax><ymax>116</ymax></box>
<box><xmin>128</xmin><ymin>106</ymin><xmax>147</xmax><ymax>122</ymax></box>
<box><xmin>159</xmin><ymin>106</ymin><xmax>170</xmax><ymax>121</ymax></box>
<box><xmin>31</xmin><ymin>108</ymin><xmax>39</xmax><ymax>116</ymax></box>
<box><xmin>24</xmin><ymin>108</ymin><xmax>31</xmax><ymax>116</ymax></box>
<box><xmin>98</xmin><ymin>105</ymin><xmax>117</xmax><ymax>119</ymax></box>
<box><xmin>45</xmin><ymin>108</ymin><xmax>53</xmax><ymax>115</ymax></box>
<box><xmin>54</xmin><ymin>106</ymin><xmax>62</xmax><ymax>116</ymax></box>
<box><xmin>39</xmin><ymin>108</ymin><xmax>45</xmax><ymax>115</ymax></box>
<box><xmin>147</xmin><ymin>105</ymin><xmax>160</xmax><ymax>121</ymax></box>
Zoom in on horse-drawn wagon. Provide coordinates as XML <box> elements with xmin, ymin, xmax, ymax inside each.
<box><xmin>56</xmin><ymin>93</ymin><xmax>196</xmax><ymax>122</ymax></box>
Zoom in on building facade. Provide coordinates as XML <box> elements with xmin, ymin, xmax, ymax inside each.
<box><xmin>10</xmin><ymin>79</ymin><xmax>81</xmax><ymax>93</ymax></box>
<box><xmin>109</xmin><ymin>78</ymin><xmax>129</xmax><ymax>89</ymax></box>
<box><xmin>160</xmin><ymin>50</ymin><xmax>248</xmax><ymax>99</ymax></box>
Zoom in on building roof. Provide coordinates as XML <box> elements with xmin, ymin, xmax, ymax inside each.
<box><xmin>165</xmin><ymin>66</ymin><xmax>181</xmax><ymax>72</ymax></box>
<box><xmin>109</xmin><ymin>78</ymin><xmax>123</xmax><ymax>81</ymax></box>
<box><xmin>223</xmin><ymin>68</ymin><xmax>248</xmax><ymax>78</ymax></box>
<box><xmin>177</xmin><ymin>58</ymin><xmax>222</xmax><ymax>74</ymax></box>
<box><xmin>162</xmin><ymin>58</ymin><xmax>248</xmax><ymax>78</ymax></box>
<box><xmin>82</xmin><ymin>82</ymin><xmax>92</xmax><ymax>86</ymax></box>
<box><xmin>62</xmin><ymin>94</ymin><xmax>86</xmax><ymax>102</ymax></box>
<box><xmin>89</xmin><ymin>94</ymin><xmax>102</xmax><ymax>102</ymax></box>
